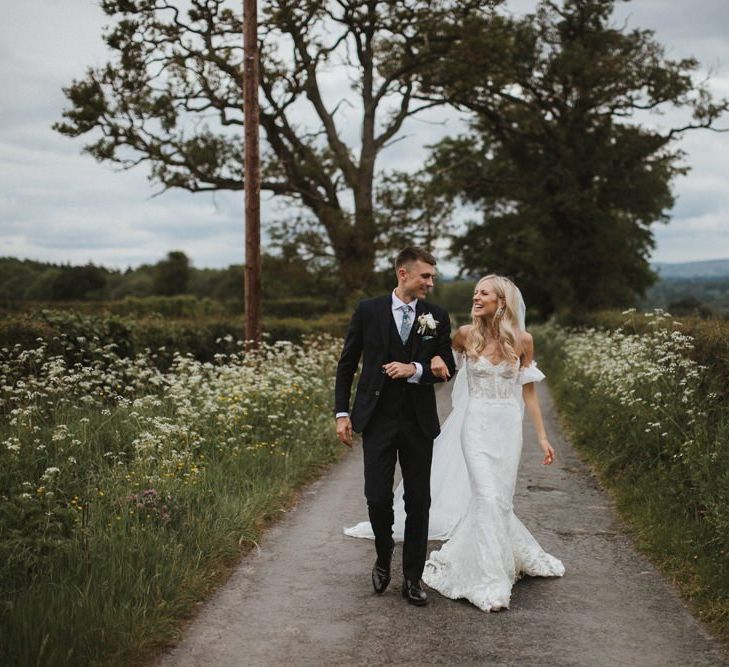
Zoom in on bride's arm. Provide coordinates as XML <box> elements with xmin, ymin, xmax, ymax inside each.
<box><xmin>520</xmin><ymin>333</ymin><xmax>555</xmax><ymax>466</ymax></box>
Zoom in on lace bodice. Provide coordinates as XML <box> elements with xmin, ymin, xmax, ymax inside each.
<box><xmin>466</xmin><ymin>357</ymin><xmax>520</xmax><ymax>400</ymax></box>
<box><xmin>463</xmin><ymin>356</ymin><xmax>546</xmax><ymax>401</ymax></box>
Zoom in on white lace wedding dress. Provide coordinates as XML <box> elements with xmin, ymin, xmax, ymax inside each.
<box><xmin>421</xmin><ymin>356</ymin><xmax>564</xmax><ymax>611</ymax></box>
<box><xmin>344</xmin><ymin>353</ymin><xmax>565</xmax><ymax>612</ymax></box>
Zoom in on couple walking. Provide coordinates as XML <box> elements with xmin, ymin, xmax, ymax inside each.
<box><xmin>334</xmin><ymin>247</ymin><xmax>564</xmax><ymax>611</ymax></box>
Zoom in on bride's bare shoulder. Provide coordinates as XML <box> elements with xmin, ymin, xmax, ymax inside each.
<box><xmin>518</xmin><ymin>329</ymin><xmax>533</xmax><ymax>347</ymax></box>
<box><xmin>452</xmin><ymin>325</ymin><xmax>471</xmax><ymax>352</ymax></box>
<box><xmin>518</xmin><ymin>329</ymin><xmax>534</xmax><ymax>361</ymax></box>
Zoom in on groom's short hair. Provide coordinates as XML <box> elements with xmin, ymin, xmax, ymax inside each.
<box><xmin>395</xmin><ymin>247</ymin><xmax>436</xmax><ymax>269</ymax></box>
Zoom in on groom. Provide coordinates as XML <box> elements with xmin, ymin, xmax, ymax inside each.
<box><xmin>335</xmin><ymin>247</ymin><xmax>456</xmax><ymax>606</ymax></box>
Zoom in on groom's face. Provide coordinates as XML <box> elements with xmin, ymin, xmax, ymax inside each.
<box><xmin>398</xmin><ymin>260</ymin><xmax>436</xmax><ymax>300</ymax></box>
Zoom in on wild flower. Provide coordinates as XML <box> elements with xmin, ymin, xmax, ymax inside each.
<box><xmin>1</xmin><ymin>332</ymin><xmax>341</xmax><ymax>555</ymax></box>
<box><xmin>542</xmin><ymin>310</ymin><xmax>707</xmax><ymax>466</ymax></box>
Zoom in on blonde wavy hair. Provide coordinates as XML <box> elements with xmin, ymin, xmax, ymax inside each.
<box><xmin>465</xmin><ymin>274</ymin><xmax>523</xmax><ymax>366</ymax></box>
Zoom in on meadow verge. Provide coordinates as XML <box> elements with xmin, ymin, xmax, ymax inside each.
<box><xmin>534</xmin><ymin>313</ymin><xmax>729</xmax><ymax>646</ymax></box>
<box><xmin>0</xmin><ymin>336</ymin><xmax>342</xmax><ymax>666</ymax></box>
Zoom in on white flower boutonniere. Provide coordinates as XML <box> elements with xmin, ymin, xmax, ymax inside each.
<box><xmin>416</xmin><ymin>312</ymin><xmax>439</xmax><ymax>336</ymax></box>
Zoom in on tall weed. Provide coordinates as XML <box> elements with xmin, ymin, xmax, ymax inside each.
<box><xmin>535</xmin><ymin>311</ymin><xmax>729</xmax><ymax>640</ymax></box>
<box><xmin>0</xmin><ymin>335</ymin><xmax>341</xmax><ymax>665</ymax></box>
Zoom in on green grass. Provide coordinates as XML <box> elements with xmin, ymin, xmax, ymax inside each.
<box><xmin>534</xmin><ymin>319</ymin><xmax>729</xmax><ymax>646</ymax></box>
<box><xmin>4</xmin><ymin>445</ymin><xmax>340</xmax><ymax>666</ymax></box>
<box><xmin>0</xmin><ymin>337</ymin><xmax>342</xmax><ymax>665</ymax></box>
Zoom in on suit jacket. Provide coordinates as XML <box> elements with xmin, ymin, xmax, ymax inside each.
<box><xmin>334</xmin><ymin>295</ymin><xmax>456</xmax><ymax>439</ymax></box>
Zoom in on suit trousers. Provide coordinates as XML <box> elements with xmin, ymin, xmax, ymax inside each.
<box><xmin>362</xmin><ymin>395</ymin><xmax>433</xmax><ymax>582</ymax></box>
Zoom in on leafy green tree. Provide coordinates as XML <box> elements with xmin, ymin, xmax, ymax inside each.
<box><xmin>208</xmin><ymin>265</ymin><xmax>245</xmax><ymax>304</ymax></box>
<box><xmin>110</xmin><ymin>266</ymin><xmax>155</xmax><ymax>299</ymax></box>
<box><xmin>375</xmin><ymin>169</ymin><xmax>455</xmax><ymax>255</ymax></box>
<box><xmin>49</xmin><ymin>264</ymin><xmax>108</xmax><ymax>301</ymax></box>
<box><xmin>416</xmin><ymin>0</ymin><xmax>728</xmax><ymax>315</ymax></box>
<box><xmin>25</xmin><ymin>268</ymin><xmax>63</xmax><ymax>301</ymax></box>
<box><xmin>54</xmin><ymin>0</ymin><xmax>494</xmax><ymax>294</ymax></box>
<box><xmin>667</xmin><ymin>296</ymin><xmax>713</xmax><ymax>319</ymax></box>
<box><xmin>0</xmin><ymin>258</ymin><xmax>41</xmax><ymax>303</ymax></box>
<box><xmin>152</xmin><ymin>251</ymin><xmax>191</xmax><ymax>296</ymax></box>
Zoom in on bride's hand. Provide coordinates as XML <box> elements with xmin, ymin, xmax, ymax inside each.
<box><xmin>539</xmin><ymin>437</ymin><xmax>555</xmax><ymax>465</ymax></box>
<box><xmin>430</xmin><ymin>355</ymin><xmax>450</xmax><ymax>380</ymax></box>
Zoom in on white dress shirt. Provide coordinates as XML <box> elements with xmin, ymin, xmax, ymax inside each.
<box><xmin>390</xmin><ymin>291</ymin><xmax>424</xmax><ymax>383</ymax></box>
<box><xmin>336</xmin><ymin>291</ymin><xmax>423</xmax><ymax>419</ymax></box>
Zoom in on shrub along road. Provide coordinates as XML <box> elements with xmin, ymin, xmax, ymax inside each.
<box><xmin>159</xmin><ymin>382</ymin><xmax>728</xmax><ymax>666</ymax></box>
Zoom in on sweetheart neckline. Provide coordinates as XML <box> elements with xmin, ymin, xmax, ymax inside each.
<box><xmin>469</xmin><ymin>355</ymin><xmax>520</xmax><ymax>369</ymax></box>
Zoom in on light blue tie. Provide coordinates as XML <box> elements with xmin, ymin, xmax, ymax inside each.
<box><xmin>399</xmin><ymin>305</ymin><xmax>413</xmax><ymax>343</ymax></box>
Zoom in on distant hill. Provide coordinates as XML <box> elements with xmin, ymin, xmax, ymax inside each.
<box><xmin>653</xmin><ymin>259</ymin><xmax>729</xmax><ymax>279</ymax></box>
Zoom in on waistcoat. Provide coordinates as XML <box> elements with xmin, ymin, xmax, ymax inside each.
<box><xmin>378</xmin><ymin>313</ymin><xmax>417</xmax><ymax>414</ymax></box>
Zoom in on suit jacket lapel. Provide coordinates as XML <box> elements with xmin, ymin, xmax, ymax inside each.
<box><xmin>411</xmin><ymin>300</ymin><xmax>425</xmax><ymax>358</ymax></box>
<box><xmin>380</xmin><ymin>295</ymin><xmax>392</xmax><ymax>355</ymax></box>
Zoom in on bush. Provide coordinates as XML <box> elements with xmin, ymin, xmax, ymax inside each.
<box><xmin>534</xmin><ymin>311</ymin><xmax>729</xmax><ymax>641</ymax></box>
<box><xmin>0</xmin><ymin>335</ymin><xmax>342</xmax><ymax>665</ymax></box>
<box><xmin>555</xmin><ymin>309</ymin><xmax>729</xmax><ymax>401</ymax></box>
<box><xmin>263</xmin><ymin>297</ymin><xmax>342</xmax><ymax>318</ymax></box>
<box><xmin>108</xmin><ymin>295</ymin><xmax>227</xmax><ymax>318</ymax></box>
<box><xmin>0</xmin><ymin>310</ymin><xmax>352</xmax><ymax>373</ymax></box>
<box><xmin>263</xmin><ymin>313</ymin><xmax>350</xmax><ymax>342</ymax></box>
<box><xmin>1</xmin><ymin>296</ymin><xmax>349</xmax><ymax>320</ymax></box>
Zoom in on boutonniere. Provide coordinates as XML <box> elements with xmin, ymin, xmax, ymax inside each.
<box><xmin>416</xmin><ymin>312</ymin><xmax>438</xmax><ymax>336</ymax></box>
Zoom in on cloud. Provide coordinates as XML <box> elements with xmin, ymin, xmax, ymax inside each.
<box><xmin>1</xmin><ymin>0</ymin><xmax>728</xmax><ymax>271</ymax></box>
<box><xmin>652</xmin><ymin>224</ymin><xmax>729</xmax><ymax>263</ymax></box>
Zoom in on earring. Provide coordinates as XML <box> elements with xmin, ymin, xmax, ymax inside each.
<box><xmin>495</xmin><ymin>306</ymin><xmax>504</xmax><ymax>318</ymax></box>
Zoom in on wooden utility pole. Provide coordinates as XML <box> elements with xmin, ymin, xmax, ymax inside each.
<box><xmin>243</xmin><ymin>0</ymin><xmax>262</xmax><ymax>344</ymax></box>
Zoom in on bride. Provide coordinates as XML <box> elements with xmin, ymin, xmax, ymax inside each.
<box><xmin>345</xmin><ymin>274</ymin><xmax>564</xmax><ymax>611</ymax></box>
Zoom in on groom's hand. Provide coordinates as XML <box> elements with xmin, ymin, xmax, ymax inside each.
<box><xmin>382</xmin><ymin>362</ymin><xmax>416</xmax><ymax>379</ymax></box>
<box><xmin>336</xmin><ymin>416</ymin><xmax>354</xmax><ymax>447</ymax></box>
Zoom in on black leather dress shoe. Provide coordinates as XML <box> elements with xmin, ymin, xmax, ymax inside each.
<box><xmin>401</xmin><ymin>579</ymin><xmax>428</xmax><ymax>606</ymax></box>
<box><xmin>372</xmin><ymin>562</ymin><xmax>391</xmax><ymax>594</ymax></box>
<box><xmin>372</xmin><ymin>543</ymin><xmax>395</xmax><ymax>594</ymax></box>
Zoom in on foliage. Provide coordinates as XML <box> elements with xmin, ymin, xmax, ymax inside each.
<box><xmin>556</xmin><ymin>308</ymin><xmax>729</xmax><ymax>401</ymax></box>
<box><xmin>0</xmin><ymin>310</ymin><xmax>351</xmax><ymax>373</ymax></box>
<box><xmin>262</xmin><ymin>297</ymin><xmax>337</xmax><ymax>318</ymax></box>
<box><xmin>375</xmin><ymin>169</ymin><xmax>456</xmax><ymax>255</ymax></box>
<box><xmin>416</xmin><ymin>0</ymin><xmax>728</xmax><ymax>316</ymax></box>
<box><xmin>97</xmin><ymin>295</ymin><xmax>230</xmax><ymax>318</ymax></box>
<box><xmin>642</xmin><ymin>277</ymin><xmax>729</xmax><ymax>318</ymax></box>
<box><xmin>54</xmin><ymin>0</ymin><xmax>495</xmax><ymax>291</ymax></box>
<box><xmin>430</xmin><ymin>279</ymin><xmax>477</xmax><ymax>325</ymax></box>
<box><xmin>152</xmin><ymin>250</ymin><xmax>191</xmax><ymax>296</ymax></box>
<box><xmin>0</xmin><ymin>334</ymin><xmax>342</xmax><ymax>665</ymax></box>
<box><xmin>0</xmin><ymin>258</ymin><xmax>110</xmax><ymax>303</ymax></box>
<box><xmin>260</xmin><ymin>252</ymin><xmax>345</xmax><ymax>306</ymax></box>
<box><xmin>0</xmin><ymin>253</ymin><xmax>349</xmax><ymax>306</ymax></box>
<box><xmin>534</xmin><ymin>312</ymin><xmax>729</xmax><ymax>641</ymax></box>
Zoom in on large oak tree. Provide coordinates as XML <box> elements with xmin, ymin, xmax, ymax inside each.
<box><xmin>55</xmin><ymin>0</ymin><xmax>494</xmax><ymax>294</ymax></box>
<box><xmin>415</xmin><ymin>0</ymin><xmax>728</xmax><ymax>315</ymax></box>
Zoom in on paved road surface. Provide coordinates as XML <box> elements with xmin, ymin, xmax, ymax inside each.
<box><xmin>159</xmin><ymin>382</ymin><xmax>728</xmax><ymax>666</ymax></box>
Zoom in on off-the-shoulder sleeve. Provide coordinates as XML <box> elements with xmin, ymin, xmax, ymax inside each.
<box><xmin>518</xmin><ymin>361</ymin><xmax>545</xmax><ymax>385</ymax></box>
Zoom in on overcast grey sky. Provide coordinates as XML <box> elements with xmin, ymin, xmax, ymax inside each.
<box><xmin>1</xmin><ymin>0</ymin><xmax>728</xmax><ymax>271</ymax></box>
